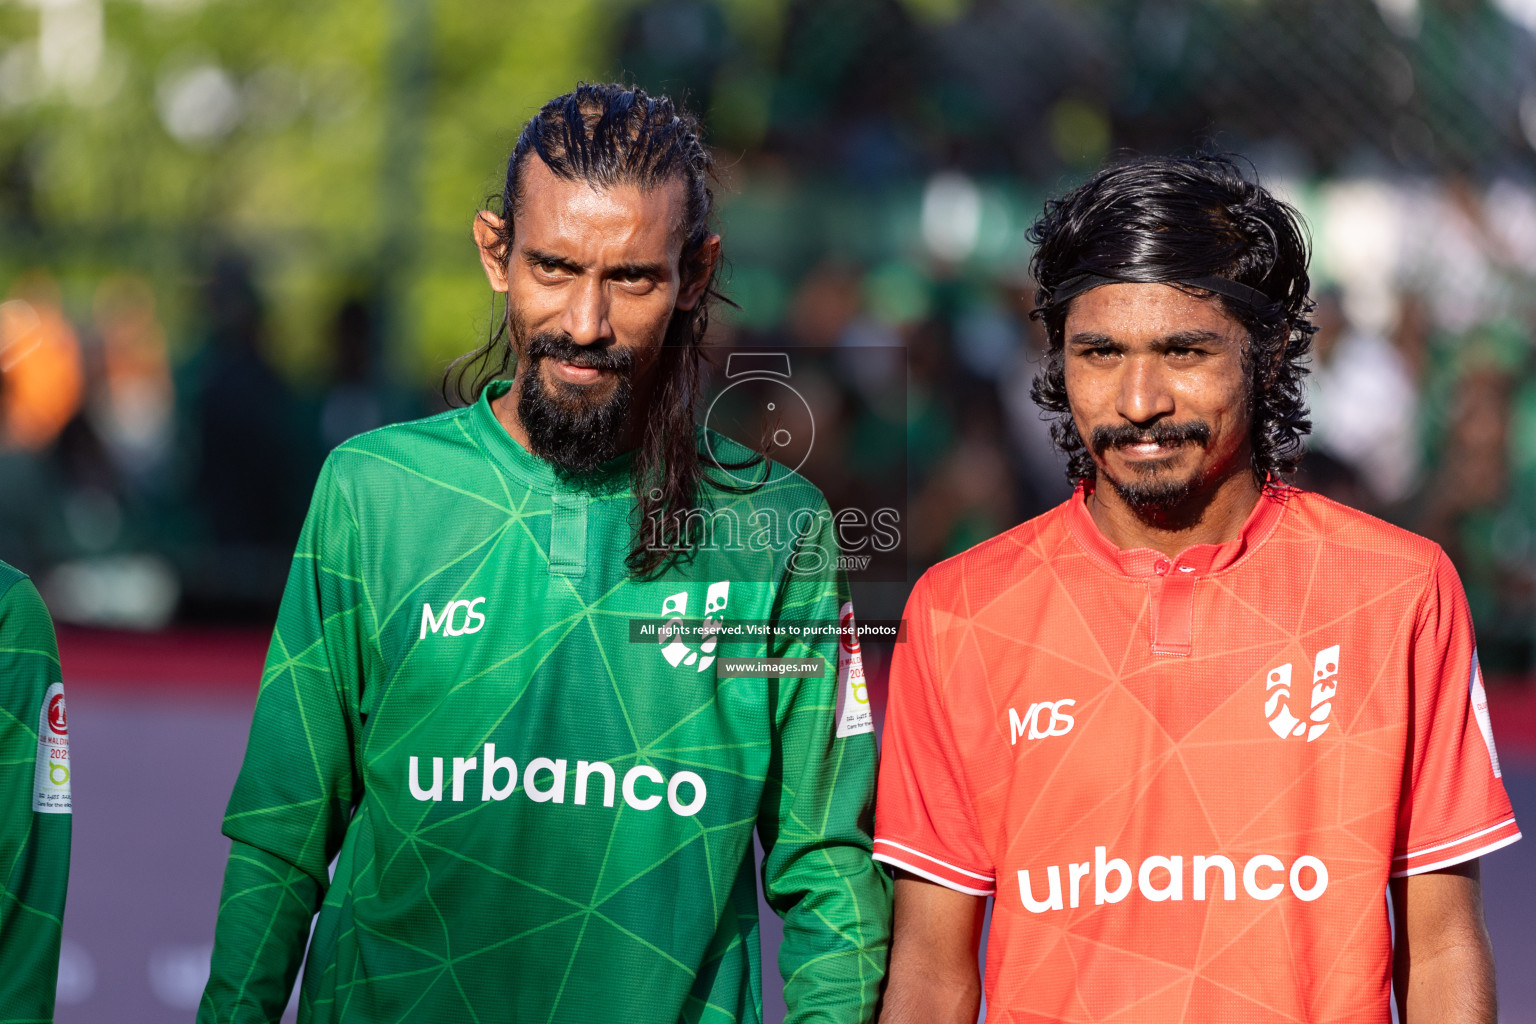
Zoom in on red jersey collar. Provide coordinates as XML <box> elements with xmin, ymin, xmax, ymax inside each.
<box><xmin>1064</xmin><ymin>481</ymin><xmax>1289</xmax><ymax>579</ymax></box>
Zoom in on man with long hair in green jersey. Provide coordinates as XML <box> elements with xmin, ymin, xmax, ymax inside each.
<box><xmin>199</xmin><ymin>83</ymin><xmax>890</xmax><ymax>1024</ymax></box>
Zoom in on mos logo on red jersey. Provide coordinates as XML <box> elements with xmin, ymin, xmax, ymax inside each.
<box><xmin>1009</xmin><ymin>699</ymin><xmax>1075</xmax><ymax>744</ymax></box>
<box><xmin>1265</xmin><ymin>645</ymin><xmax>1338</xmax><ymax>742</ymax></box>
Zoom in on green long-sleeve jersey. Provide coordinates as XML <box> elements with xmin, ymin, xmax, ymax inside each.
<box><xmin>0</xmin><ymin>561</ymin><xmax>71</xmax><ymax>1024</ymax></box>
<box><xmin>199</xmin><ymin>381</ymin><xmax>891</xmax><ymax>1024</ymax></box>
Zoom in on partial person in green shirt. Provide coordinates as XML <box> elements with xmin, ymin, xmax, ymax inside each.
<box><xmin>199</xmin><ymin>83</ymin><xmax>891</xmax><ymax>1024</ymax></box>
<box><xmin>0</xmin><ymin>560</ymin><xmax>71</xmax><ymax>1023</ymax></box>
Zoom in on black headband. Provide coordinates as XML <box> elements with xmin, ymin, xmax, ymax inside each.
<box><xmin>1049</xmin><ymin>272</ymin><xmax>1272</xmax><ymax>311</ymax></box>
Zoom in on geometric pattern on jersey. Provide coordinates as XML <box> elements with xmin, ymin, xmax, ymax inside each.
<box><xmin>876</xmin><ymin>486</ymin><xmax>1519</xmax><ymax>1024</ymax></box>
<box><xmin>198</xmin><ymin>381</ymin><xmax>890</xmax><ymax>1024</ymax></box>
<box><xmin>0</xmin><ymin>561</ymin><xmax>71</xmax><ymax>1024</ymax></box>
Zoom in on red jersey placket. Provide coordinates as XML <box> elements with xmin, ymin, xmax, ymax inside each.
<box><xmin>1148</xmin><ymin>558</ymin><xmax>1197</xmax><ymax>656</ymax></box>
<box><xmin>1064</xmin><ymin>483</ymin><xmax>1288</xmax><ymax>658</ymax></box>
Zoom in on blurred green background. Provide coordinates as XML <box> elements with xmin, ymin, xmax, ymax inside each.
<box><xmin>6</xmin><ymin>0</ymin><xmax>1536</xmax><ymax>665</ymax></box>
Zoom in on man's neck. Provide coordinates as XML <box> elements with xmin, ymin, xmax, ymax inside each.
<box><xmin>1085</xmin><ymin>469</ymin><xmax>1263</xmax><ymax>559</ymax></box>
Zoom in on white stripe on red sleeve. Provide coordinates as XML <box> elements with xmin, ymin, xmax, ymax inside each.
<box><xmin>873</xmin><ymin>837</ymin><xmax>995</xmax><ymax>896</ymax></box>
<box><xmin>1391</xmin><ymin>818</ymin><xmax>1521</xmax><ymax>877</ymax></box>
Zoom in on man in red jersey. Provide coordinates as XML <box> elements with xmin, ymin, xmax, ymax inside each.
<box><xmin>874</xmin><ymin>154</ymin><xmax>1520</xmax><ymax>1024</ymax></box>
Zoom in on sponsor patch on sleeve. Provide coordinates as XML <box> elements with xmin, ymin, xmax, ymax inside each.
<box><xmin>1470</xmin><ymin>652</ymin><xmax>1502</xmax><ymax>779</ymax></box>
<box><xmin>33</xmin><ymin>681</ymin><xmax>71</xmax><ymax>814</ymax></box>
<box><xmin>835</xmin><ymin>602</ymin><xmax>874</xmax><ymax>737</ymax></box>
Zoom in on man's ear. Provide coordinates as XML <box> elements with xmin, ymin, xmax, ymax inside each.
<box><xmin>473</xmin><ymin>211</ymin><xmax>510</xmax><ymax>294</ymax></box>
<box><xmin>675</xmin><ymin>234</ymin><xmax>721</xmax><ymax>312</ymax></box>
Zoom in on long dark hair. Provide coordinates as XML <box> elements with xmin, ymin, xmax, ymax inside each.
<box><xmin>1028</xmin><ymin>153</ymin><xmax>1317</xmax><ymax>487</ymax></box>
<box><xmin>444</xmin><ymin>83</ymin><xmax>740</xmax><ymax>577</ymax></box>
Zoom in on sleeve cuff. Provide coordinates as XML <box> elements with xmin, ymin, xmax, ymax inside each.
<box><xmin>872</xmin><ymin>837</ymin><xmax>994</xmax><ymax>896</ymax></box>
<box><xmin>1391</xmin><ymin>818</ymin><xmax>1522</xmax><ymax>877</ymax></box>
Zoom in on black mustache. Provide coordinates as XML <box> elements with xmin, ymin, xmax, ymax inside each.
<box><xmin>1090</xmin><ymin>420</ymin><xmax>1212</xmax><ymax>455</ymax></box>
<box><xmin>525</xmin><ymin>332</ymin><xmax>634</xmax><ymax>374</ymax></box>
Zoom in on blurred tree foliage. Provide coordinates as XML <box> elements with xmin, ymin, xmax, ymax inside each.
<box><xmin>1</xmin><ymin>0</ymin><xmax>1533</xmax><ymax>390</ymax></box>
<box><xmin>0</xmin><ymin>0</ymin><xmax>620</xmax><ymax>385</ymax></box>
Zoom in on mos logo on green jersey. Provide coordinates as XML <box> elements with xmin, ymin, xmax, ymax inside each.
<box><xmin>420</xmin><ymin>597</ymin><xmax>487</xmax><ymax>639</ymax></box>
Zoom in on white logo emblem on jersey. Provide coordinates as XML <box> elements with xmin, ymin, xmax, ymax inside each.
<box><xmin>1264</xmin><ymin>645</ymin><xmax>1338</xmax><ymax>741</ymax></box>
<box><xmin>658</xmin><ymin>582</ymin><xmax>729</xmax><ymax>671</ymax></box>
<box><xmin>420</xmin><ymin>597</ymin><xmax>486</xmax><ymax>639</ymax></box>
<box><xmin>1009</xmin><ymin>700</ymin><xmax>1076</xmax><ymax>744</ymax></box>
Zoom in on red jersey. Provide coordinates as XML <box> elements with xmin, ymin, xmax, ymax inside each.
<box><xmin>875</xmin><ymin>486</ymin><xmax>1519</xmax><ymax>1023</ymax></box>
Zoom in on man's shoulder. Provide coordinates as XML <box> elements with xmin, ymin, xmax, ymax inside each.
<box><xmin>0</xmin><ymin>559</ymin><xmax>26</xmax><ymax>601</ymax></box>
<box><xmin>0</xmin><ymin>561</ymin><xmax>50</xmax><ymax>636</ymax></box>
<box><xmin>321</xmin><ymin>406</ymin><xmax>484</xmax><ymax>490</ymax></box>
<box><xmin>696</xmin><ymin>427</ymin><xmax>830</xmax><ymax>515</ymax></box>
<box><xmin>332</xmin><ymin>406</ymin><xmax>477</xmax><ymax>461</ymax></box>
<box><xmin>1273</xmin><ymin>487</ymin><xmax>1444</xmax><ymax>576</ymax></box>
<box><xmin>914</xmin><ymin>501</ymin><xmax>1075</xmax><ymax>606</ymax></box>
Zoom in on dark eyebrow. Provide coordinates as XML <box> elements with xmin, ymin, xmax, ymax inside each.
<box><xmin>1159</xmin><ymin>329</ymin><xmax>1227</xmax><ymax>348</ymax></box>
<box><xmin>522</xmin><ymin>247</ymin><xmax>586</xmax><ymax>273</ymax></box>
<box><xmin>1066</xmin><ymin>331</ymin><xmax>1119</xmax><ymax>349</ymax></box>
<box><xmin>521</xmin><ymin>248</ymin><xmax>665</xmax><ymax>281</ymax></box>
<box><xmin>607</xmin><ymin>261</ymin><xmax>667</xmax><ymax>280</ymax></box>
<box><xmin>1066</xmin><ymin>329</ymin><xmax>1228</xmax><ymax>350</ymax></box>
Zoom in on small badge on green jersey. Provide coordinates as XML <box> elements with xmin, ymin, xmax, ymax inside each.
<box><xmin>835</xmin><ymin>602</ymin><xmax>874</xmax><ymax>737</ymax></box>
<box><xmin>33</xmin><ymin>681</ymin><xmax>71</xmax><ymax>813</ymax></box>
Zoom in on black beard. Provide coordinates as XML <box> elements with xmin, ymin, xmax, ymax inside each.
<box><xmin>1090</xmin><ymin>419</ymin><xmax>1215</xmax><ymax>526</ymax></box>
<box><xmin>516</xmin><ymin>330</ymin><xmax>635</xmax><ymax>475</ymax></box>
<box><xmin>1107</xmin><ymin>473</ymin><xmax>1198</xmax><ymax>517</ymax></box>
